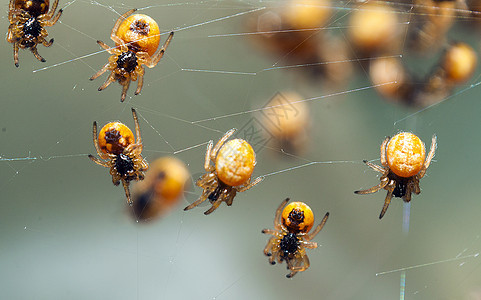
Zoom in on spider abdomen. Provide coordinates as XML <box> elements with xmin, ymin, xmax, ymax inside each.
<box><xmin>98</xmin><ymin>122</ymin><xmax>135</xmax><ymax>155</ymax></box>
<box><xmin>215</xmin><ymin>139</ymin><xmax>256</xmax><ymax>187</ymax></box>
<box><xmin>281</xmin><ymin>201</ymin><xmax>315</xmax><ymax>233</ymax></box>
<box><xmin>116</xmin><ymin>14</ymin><xmax>161</xmax><ymax>56</ymax></box>
<box><xmin>386</xmin><ymin>132</ymin><xmax>426</xmax><ymax>178</ymax></box>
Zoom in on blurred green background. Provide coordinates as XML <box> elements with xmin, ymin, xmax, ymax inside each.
<box><xmin>1</xmin><ymin>0</ymin><xmax>481</xmax><ymax>299</ymax></box>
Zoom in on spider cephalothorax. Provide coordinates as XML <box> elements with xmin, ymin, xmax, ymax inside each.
<box><xmin>113</xmin><ymin>153</ymin><xmax>137</xmax><ymax>180</ymax></box>
<box><xmin>355</xmin><ymin>132</ymin><xmax>437</xmax><ymax>219</ymax></box>
<box><xmin>89</xmin><ymin>108</ymin><xmax>148</xmax><ymax>205</ymax></box>
<box><xmin>90</xmin><ymin>9</ymin><xmax>174</xmax><ymax>102</ymax></box>
<box><xmin>279</xmin><ymin>232</ymin><xmax>300</xmax><ymax>260</ymax></box>
<box><xmin>262</xmin><ymin>199</ymin><xmax>329</xmax><ymax>278</ymax></box>
<box><xmin>7</xmin><ymin>0</ymin><xmax>63</xmax><ymax>67</ymax></box>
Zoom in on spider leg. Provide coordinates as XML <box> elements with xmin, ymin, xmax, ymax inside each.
<box><xmin>274</xmin><ymin>198</ymin><xmax>290</xmax><ymax>230</ymax></box>
<box><xmin>286</xmin><ymin>255</ymin><xmax>310</xmax><ymax>278</ymax></box>
<box><xmin>42</xmin><ymin>38</ymin><xmax>54</xmax><ymax>47</ymax></box>
<box><xmin>7</xmin><ymin>27</ymin><xmax>14</xmax><ymax>43</ymax></box>
<box><xmin>261</xmin><ymin>229</ymin><xmax>278</xmax><ymax>236</ymax></box>
<box><xmin>90</xmin><ymin>63</ymin><xmax>111</xmax><ymax>81</ymax></box>
<box><xmin>98</xmin><ymin>72</ymin><xmax>116</xmax><ymax>91</ymax></box>
<box><xmin>46</xmin><ymin>8</ymin><xmax>62</xmax><ymax>26</ymax></box>
<box><xmin>120</xmin><ymin>79</ymin><xmax>131</xmax><ymax>102</ymax></box>
<box><xmin>49</xmin><ymin>9</ymin><xmax>63</xmax><ymax>25</ymax></box>
<box><xmin>262</xmin><ymin>236</ymin><xmax>278</xmax><ymax>262</ymax></box>
<box><xmin>109</xmin><ymin>170</ymin><xmax>120</xmax><ymax>184</ymax></box>
<box><xmin>379</xmin><ymin>180</ymin><xmax>396</xmax><ymax>219</ymax></box>
<box><xmin>131</xmin><ymin>108</ymin><xmax>142</xmax><ymax>144</ymax></box>
<box><xmin>91</xmin><ymin>121</ymin><xmax>109</xmax><ymax>160</ymax></box>
<box><xmin>111</xmin><ymin>9</ymin><xmax>137</xmax><ymax>43</ymax></box>
<box><xmin>146</xmin><ymin>31</ymin><xmax>174</xmax><ymax>68</ymax></box>
<box><xmin>184</xmin><ymin>188</ymin><xmax>210</xmax><ymax>211</ymax></box>
<box><xmin>363</xmin><ymin>160</ymin><xmax>385</xmax><ymax>173</ymax></box>
<box><xmin>380</xmin><ymin>137</ymin><xmax>390</xmax><ymax>166</ymax></box>
<box><xmin>418</xmin><ymin>134</ymin><xmax>437</xmax><ymax>178</ymax></box>
<box><xmin>140</xmin><ymin>159</ymin><xmax>149</xmax><ymax>171</ymax></box>
<box><xmin>204</xmin><ymin>140</ymin><xmax>214</xmax><ymax>172</ymax></box>
<box><xmin>224</xmin><ymin>191</ymin><xmax>237</xmax><ymax>206</ymax></box>
<box><xmin>301</xmin><ymin>241</ymin><xmax>318</xmax><ymax>249</ymax></box>
<box><xmin>413</xmin><ymin>180</ymin><xmax>421</xmax><ymax>194</ymax></box>
<box><xmin>286</xmin><ymin>259</ymin><xmax>296</xmax><ymax>275</ymax></box>
<box><xmin>354</xmin><ymin>176</ymin><xmax>389</xmax><ymax>195</ymax></box>
<box><xmin>306</xmin><ymin>212</ymin><xmax>329</xmax><ymax>241</ymax></box>
<box><xmin>8</xmin><ymin>0</ymin><xmax>17</xmax><ymax>23</ymax></box>
<box><xmin>134</xmin><ymin>66</ymin><xmax>145</xmax><ymax>95</ymax></box>
<box><xmin>121</xmin><ymin>178</ymin><xmax>133</xmax><ymax>205</ymax></box>
<box><xmin>96</xmin><ymin>40</ymin><xmax>117</xmax><ymax>54</ymax></box>
<box><xmin>211</xmin><ymin>128</ymin><xmax>237</xmax><ymax>159</ymax></box>
<box><xmin>88</xmin><ymin>154</ymin><xmax>109</xmax><ymax>167</ymax></box>
<box><xmin>13</xmin><ymin>42</ymin><xmax>19</xmax><ymax>67</ymax></box>
<box><xmin>236</xmin><ymin>176</ymin><xmax>264</xmax><ymax>192</ymax></box>
<box><xmin>404</xmin><ymin>185</ymin><xmax>413</xmax><ymax>203</ymax></box>
<box><xmin>125</xmin><ymin>142</ymin><xmax>141</xmax><ymax>158</ymax></box>
<box><xmin>205</xmin><ymin>189</ymin><xmax>232</xmax><ymax>215</ymax></box>
<box><xmin>47</xmin><ymin>0</ymin><xmax>60</xmax><ymax>18</ymax></box>
<box><xmin>30</xmin><ymin>46</ymin><xmax>46</xmax><ymax>63</ymax></box>
<box><xmin>204</xmin><ymin>198</ymin><xmax>223</xmax><ymax>215</ymax></box>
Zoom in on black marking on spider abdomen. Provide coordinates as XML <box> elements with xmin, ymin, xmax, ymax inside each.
<box><xmin>117</xmin><ymin>51</ymin><xmax>138</xmax><ymax>73</ymax></box>
<box><xmin>105</xmin><ymin>129</ymin><xmax>121</xmax><ymax>144</ymax></box>
<box><xmin>23</xmin><ymin>17</ymin><xmax>42</xmax><ymax>39</ymax></box>
<box><xmin>131</xmin><ymin>20</ymin><xmax>150</xmax><ymax>35</ymax></box>
<box><xmin>115</xmin><ymin>153</ymin><xmax>134</xmax><ymax>178</ymax></box>
<box><xmin>288</xmin><ymin>209</ymin><xmax>305</xmax><ymax>226</ymax></box>
<box><xmin>279</xmin><ymin>233</ymin><xmax>300</xmax><ymax>259</ymax></box>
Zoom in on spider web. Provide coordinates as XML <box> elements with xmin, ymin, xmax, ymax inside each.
<box><xmin>1</xmin><ymin>0</ymin><xmax>481</xmax><ymax>299</ymax></box>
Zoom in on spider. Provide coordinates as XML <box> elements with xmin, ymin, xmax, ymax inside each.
<box><xmin>420</xmin><ymin>42</ymin><xmax>477</xmax><ymax>106</ymax></box>
<box><xmin>131</xmin><ymin>156</ymin><xmax>190</xmax><ymax>221</ymax></box>
<box><xmin>260</xmin><ymin>91</ymin><xmax>311</xmax><ymax>155</ymax></box>
<box><xmin>370</xmin><ymin>43</ymin><xmax>477</xmax><ymax>107</ymax></box>
<box><xmin>183</xmin><ymin>128</ymin><xmax>264</xmax><ymax>215</ymax></box>
<box><xmin>90</xmin><ymin>8</ymin><xmax>174</xmax><ymax>102</ymax></box>
<box><xmin>355</xmin><ymin>132</ymin><xmax>437</xmax><ymax>219</ymax></box>
<box><xmin>7</xmin><ymin>0</ymin><xmax>63</xmax><ymax>67</ymax></box>
<box><xmin>249</xmin><ymin>1</ymin><xmax>352</xmax><ymax>85</ymax></box>
<box><xmin>262</xmin><ymin>199</ymin><xmax>329</xmax><ymax>278</ymax></box>
<box><xmin>89</xmin><ymin>108</ymin><xmax>149</xmax><ymax>205</ymax></box>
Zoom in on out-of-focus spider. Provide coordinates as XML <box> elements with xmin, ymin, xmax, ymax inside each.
<box><xmin>90</xmin><ymin>9</ymin><xmax>174</xmax><ymax>102</ymax></box>
<box><xmin>262</xmin><ymin>199</ymin><xmax>329</xmax><ymax>278</ymax></box>
<box><xmin>370</xmin><ymin>43</ymin><xmax>477</xmax><ymax>107</ymax></box>
<box><xmin>184</xmin><ymin>128</ymin><xmax>264</xmax><ymax>215</ymax></box>
<box><xmin>89</xmin><ymin>108</ymin><xmax>148</xmax><ymax>205</ymax></box>
<box><xmin>131</xmin><ymin>156</ymin><xmax>190</xmax><ymax>222</ymax></box>
<box><xmin>7</xmin><ymin>0</ymin><xmax>63</xmax><ymax>67</ymax></box>
<box><xmin>355</xmin><ymin>132</ymin><xmax>437</xmax><ymax>219</ymax></box>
